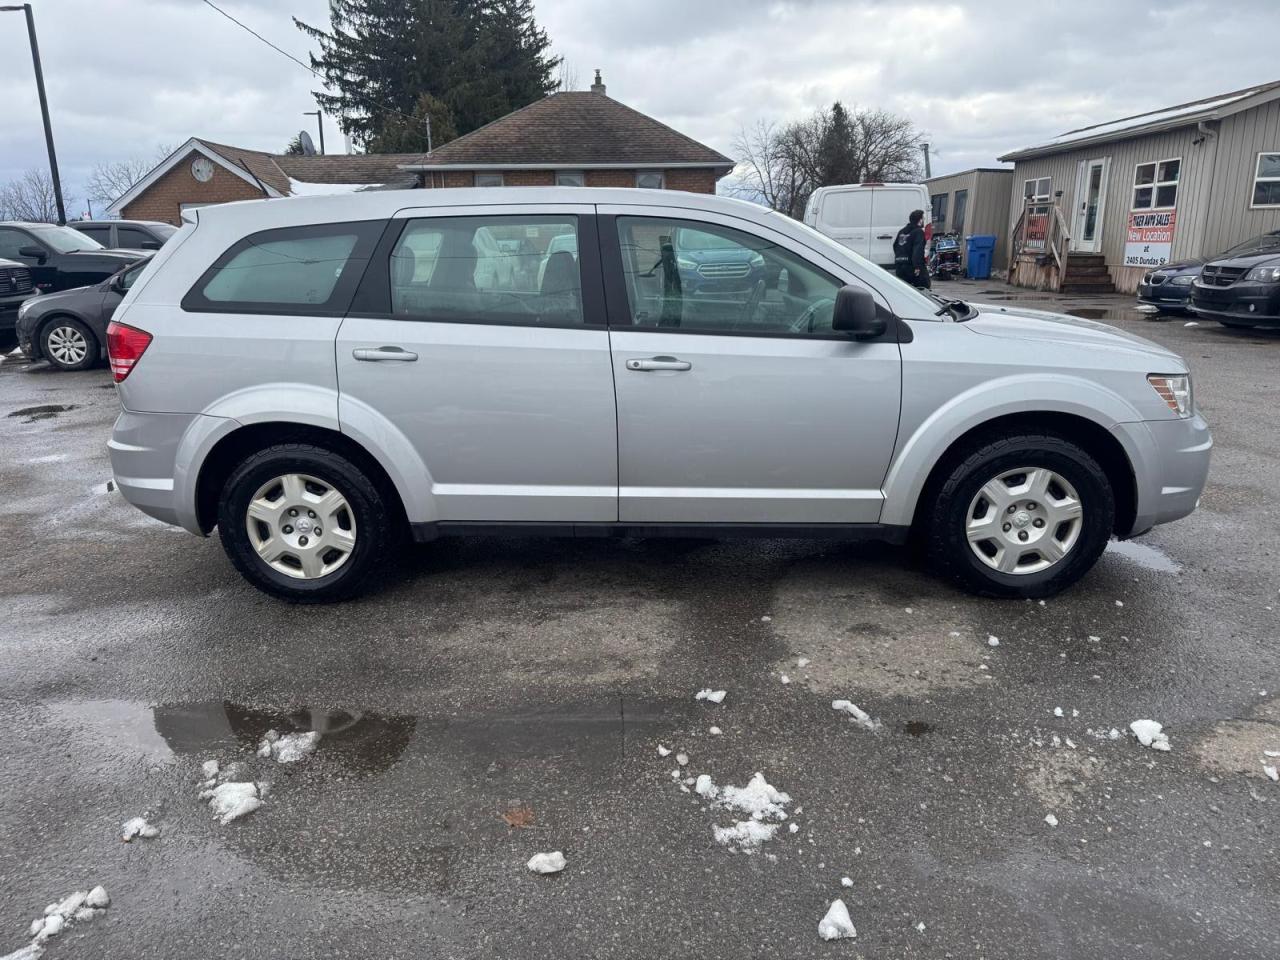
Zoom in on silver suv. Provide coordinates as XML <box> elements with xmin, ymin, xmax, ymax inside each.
<box><xmin>106</xmin><ymin>189</ymin><xmax>1210</xmax><ymax>602</ymax></box>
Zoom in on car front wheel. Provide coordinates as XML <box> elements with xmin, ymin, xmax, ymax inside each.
<box><xmin>926</xmin><ymin>434</ymin><xmax>1115</xmax><ymax>598</ymax></box>
<box><xmin>217</xmin><ymin>443</ymin><xmax>393</xmax><ymax>602</ymax></box>
<box><xmin>42</xmin><ymin>318</ymin><xmax>97</xmax><ymax>371</ymax></box>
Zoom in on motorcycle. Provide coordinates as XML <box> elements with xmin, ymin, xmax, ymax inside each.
<box><xmin>929</xmin><ymin>232</ymin><xmax>963</xmax><ymax>281</ymax></box>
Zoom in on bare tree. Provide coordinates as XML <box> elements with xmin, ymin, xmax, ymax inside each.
<box><xmin>84</xmin><ymin>143</ymin><xmax>177</xmax><ymax>209</ymax></box>
<box><xmin>557</xmin><ymin>61</ymin><xmax>579</xmax><ymax>92</ymax></box>
<box><xmin>0</xmin><ymin>168</ymin><xmax>74</xmax><ymax>223</ymax></box>
<box><xmin>729</xmin><ymin>104</ymin><xmax>926</xmax><ymax>219</ymax></box>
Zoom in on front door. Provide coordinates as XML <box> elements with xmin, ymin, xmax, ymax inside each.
<box><xmin>602</xmin><ymin>210</ymin><xmax>902</xmax><ymax>525</ymax></box>
<box><xmin>336</xmin><ymin>205</ymin><xmax>618</xmax><ymax>523</ymax></box>
<box><xmin>1072</xmin><ymin>159</ymin><xmax>1108</xmax><ymax>253</ymax></box>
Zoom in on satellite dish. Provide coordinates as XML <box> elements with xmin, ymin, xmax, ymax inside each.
<box><xmin>298</xmin><ymin>130</ymin><xmax>317</xmax><ymax>156</ymax></box>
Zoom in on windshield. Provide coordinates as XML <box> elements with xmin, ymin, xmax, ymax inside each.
<box><xmin>28</xmin><ymin>224</ymin><xmax>103</xmax><ymax>254</ymax></box>
<box><xmin>1220</xmin><ymin>230</ymin><xmax>1280</xmax><ymax>258</ymax></box>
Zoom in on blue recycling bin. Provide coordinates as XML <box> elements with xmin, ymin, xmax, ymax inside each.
<box><xmin>965</xmin><ymin>235</ymin><xmax>997</xmax><ymax>280</ymax></box>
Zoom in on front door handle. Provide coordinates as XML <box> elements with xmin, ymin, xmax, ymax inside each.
<box><xmin>876</xmin><ymin>234</ymin><xmax>894</xmax><ymax>240</ymax></box>
<box><xmin>626</xmin><ymin>356</ymin><xmax>692</xmax><ymax>372</ymax></box>
<box><xmin>353</xmin><ymin>346</ymin><xmax>418</xmax><ymax>362</ymax></box>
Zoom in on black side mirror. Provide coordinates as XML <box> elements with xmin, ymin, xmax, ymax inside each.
<box><xmin>832</xmin><ymin>284</ymin><xmax>887</xmax><ymax>340</ymax></box>
<box><xmin>18</xmin><ymin>245</ymin><xmax>47</xmax><ymax>262</ymax></box>
<box><xmin>110</xmin><ymin>276</ymin><xmax>127</xmax><ymax>294</ymax></box>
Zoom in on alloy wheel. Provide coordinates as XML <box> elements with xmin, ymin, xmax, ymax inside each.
<box><xmin>47</xmin><ymin>325</ymin><xmax>89</xmax><ymax>366</ymax></box>
<box><xmin>965</xmin><ymin>467</ymin><xmax>1083</xmax><ymax>575</ymax></box>
<box><xmin>244</xmin><ymin>473</ymin><xmax>357</xmax><ymax>579</ymax></box>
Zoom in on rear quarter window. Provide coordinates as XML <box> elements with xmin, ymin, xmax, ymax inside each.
<box><xmin>182</xmin><ymin>220</ymin><xmax>384</xmax><ymax>316</ymax></box>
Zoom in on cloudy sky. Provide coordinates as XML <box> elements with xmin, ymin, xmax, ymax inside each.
<box><xmin>0</xmin><ymin>0</ymin><xmax>1274</xmax><ymax>215</ymax></box>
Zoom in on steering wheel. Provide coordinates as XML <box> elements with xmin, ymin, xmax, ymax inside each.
<box><xmin>788</xmin><ymin>297</ymin><xmax>836</xmax><ymax>335</ymax></box>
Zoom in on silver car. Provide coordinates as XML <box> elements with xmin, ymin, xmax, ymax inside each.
<box><xmin>106</xmin><ymin>188</ymin><xmax>1210</xmax><ymax>602</ymax></box>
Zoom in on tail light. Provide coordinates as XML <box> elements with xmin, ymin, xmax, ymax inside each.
<box><xmin>925</xmin><ymin>221</ymin><xmax>934</xmax><ymax>244</ymax></box>
<box><xmin>106</xmin><ymin>321</ymin><xmax>152</xmax><ymax>382</ymax></box>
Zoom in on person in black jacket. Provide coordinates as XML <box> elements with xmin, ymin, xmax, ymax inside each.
<box><xmin>893</xmin><ymin>209</ymin><xmax>930</xmax><ymax>289</ymax></box>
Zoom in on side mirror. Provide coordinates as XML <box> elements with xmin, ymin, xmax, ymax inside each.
<box><xmin>110</xmin><ymin>276</ymin><xmax>127</xmax><ymax>294</ymax></box>
<box><xmin>832</xmin><ymin>284</ymin><xmax>887</xmax><ymax>340</ymax></box>
<box><xmin>18</xmin><ymin>245</ymin><xmax>47</xmax><ymax>262</ymax></box>
<box><xmin>140</xmin><ymin>240</ymin><xmax>161</xmax><ymax>250</ymax></box>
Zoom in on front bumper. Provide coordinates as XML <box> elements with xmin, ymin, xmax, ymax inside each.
<box><xmin>1191</xmin><ymin>280</ymin><xmax>1280</xmax><ymax>325</ymax></box>
<box><xmin>1136</xmin><ymin>280</ymin><xmax>1192</xmax><ymax>309</ymax></box>
<box><xmin>1113</xmin><ymin>412</ymin><xmax>1212</xmax><ymax>537</ymax></box>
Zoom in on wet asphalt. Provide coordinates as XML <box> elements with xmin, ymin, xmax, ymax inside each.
<box><xmin>0</xmin><ymin>288</ymin><xmax>1278</xmax><ymax>960</ymax></box>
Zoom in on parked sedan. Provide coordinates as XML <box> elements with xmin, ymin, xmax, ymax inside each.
<box><xmin>1137</xmin><ymin>257</ymin><xmax>1204</xmax><ymax>312</ymax></box>
<box><xmin>0</xmin><ymin>222</ymin><xmax>143</xmax><ymax>294</ymax></box>
<box><xmin>1190</xmin><ymin>229</ymin><xmax>1280</xmax><ymax>329</ymax></box>
<box><xmin>17</xmin><ymin>257</ymin><xmax>150</xmax><ymax>371</ymax></box>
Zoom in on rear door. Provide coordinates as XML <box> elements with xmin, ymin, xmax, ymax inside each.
<box><xmin>336</xmin><ymin>204</ymin><xmax>617</xmax><ymax>523</ymax></box>
<box><xmin>814</xmin><ymin>188</ymin><xmax>873</xmax><ymax>259</ymax></box>
<box><xmin>869</xmin><ymin>186</ymin><xmax>925</xmax><ymax>267</ymax></box>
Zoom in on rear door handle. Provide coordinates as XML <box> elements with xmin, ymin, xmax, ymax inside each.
<box><xmin>626</xmin><ymin>356</ymin><xmax>692</xmax><ymax>372</ymax></box>
<box><xmin>353</xmin><ymin>346</ymin><xmax>418</xmax><ymax>362</ymax></box>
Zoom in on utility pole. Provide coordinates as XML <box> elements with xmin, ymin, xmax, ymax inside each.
<box><xmin>2</xmin><ymin>4</ymin><xmax>66</xmax><ymax>223</ymax></box>
<box><xmin>303</xmin><ymin>109</ymin><xmax>325</xmax><ymax>154</ymax></box>
<box><xmin>921</xmin><ymin>142</ymin><xmax>932</xmax><ymax>180</ymax></box>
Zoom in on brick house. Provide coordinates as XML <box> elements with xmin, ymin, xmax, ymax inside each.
<box><xmin>107</xmin><ymin>73</ymin><xmax>732</xmax><ymax>224</ymax></box>
<box><xmin>399</xmin><ymin>72</ymin><xmax>733</xmax><ymax>192</ymax></box>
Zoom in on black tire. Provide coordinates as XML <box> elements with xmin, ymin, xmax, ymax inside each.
<box><xmin>217</xmin><ymin>443</ymin><xmax>394</xmax><ymax>603</ymax></box>
<box><xmin>926</xmin><ymin>434</ymin><xmax>1115</xmax><ymax>598</ymax></box>
<box><xmin>40</xmin><ymin>317</ymin><xmax>98</xmax><ymax>371</ymax></box>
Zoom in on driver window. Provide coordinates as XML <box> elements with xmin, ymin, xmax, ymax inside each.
<box><xmin>614</xmin><ymin>217</ymin><xmax>845</xmax><ymax>336</ymax></box>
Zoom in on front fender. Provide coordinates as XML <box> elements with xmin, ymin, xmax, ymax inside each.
<box><xmin>879</xmin><ymin>373</ymin><xmax>1146</xmax><ymax>528</ymax></box>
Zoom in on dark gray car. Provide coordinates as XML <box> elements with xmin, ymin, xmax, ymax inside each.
<box><xmin>16</xmin><ymin>257</ymin><xmax>150</xmax><ymax>371</ymax></box>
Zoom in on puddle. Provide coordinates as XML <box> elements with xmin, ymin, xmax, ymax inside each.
<box><xmin>1105</xmin><ymin>539</ymin><xmax>1181</xmax><ymax>573</ymax></box>
<box><xmin>7</xmin><ymin>403</ymin><xmax>78</xmax><ymax>422</ymax></box>
<box><xmin>904</xmin><ymin>720</ymin><xmax>935</xmax><ymax>737</ymax></box>
<box><xmin>1063</xmin><ymin>307</ymin><xmax>1152</xmax><ymax>323</ymax></box>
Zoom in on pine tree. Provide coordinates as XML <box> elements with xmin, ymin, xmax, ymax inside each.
<box><xmin>295</xmin><ymin>0</ymin><xmax>560</xmax><ymax>152</ymax></box>
<box><xmin>816</xmin><ymin>102</ymin><xmax>860</xmax><ymax>186</ymax></box>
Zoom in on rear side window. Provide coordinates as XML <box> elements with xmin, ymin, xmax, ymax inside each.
<box><xmin>183</xmin><ymin>221</ymin><xmax>382</xmax><ymax>315</ymax></box>
<box><xmin>118</xmin><ymin>227</ymin><xmax>159</xmax><ymax>248</ymax></box>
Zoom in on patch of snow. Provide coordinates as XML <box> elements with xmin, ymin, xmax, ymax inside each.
<box><xmin>1264</xmin><ymin>750</ymin><xmax>1280</xmax><ymax>758</ymax></box>
<box><xmin>1</xmin><ymin>944</ymin><xmax>44</xmax><ymax>960</ymax></box>
<box><xmin>1184</xmin><ymin>321</ymin><xmax>1199</xmax><ymax>327</ymax></box>
<box><xmin>695</xmin><ymin>689</ymin><xmax>726</xmax><ymax>704</ymax></box>
<box><xmin>701</xmin><ymin>771</ymin><xmax>793</xmax><ymax>853</ymax></box>
<box><xmin>840</xmin><ymin>876</ymin><xmax>853</xmax><ymax>888</ymax></box>
<box><xmin>915</xmin><ymin>921</ymin><xmax>926</xmax><ymax>933</ymax></box>
<box><xmin>200</xmin><ymin>782</ymin><xmax>263</xmax><ymax>824</ymax></box>
<box><xmin>286</xmin><ymin>177</ymin><xmax>379</xmax><ymax>197</ymax></box>
<box><xmin>789</xmin><ymin>822</ymin><xmax>800</xmax><ymax>834</ymax></box>
<box><xmin>657</xmin><ymin>745</ymin><xmax>671</xmax><ymax>757</ymax></box>
<box><xmin>676</xmin><ymin>752</ymin><xmax>689</xmax><ymax>767</ymax></box>
<box><xmin>832</xmin><ymin>699</ymin><xmax>881</xmax><ymax>731</ymax></box>
<box><xmin>1115</xmin><ymin>600</ymin><xmax>1125</xmax><ymax>607</ymax></box>
<box><xmin>694</xmin><ymin>774</ymin><xmax>718</xmax><ymax>800</ymax></box>
<box><xmin>796</xmin><ymin>657</ymin><xmax>810</xmax><ymax>668</ymax></box>
<box><xmin>121</xmin><ymin>817</ymin><xmax>158</xmax><ymax>842</ymax></box>
<box><xmin>258</xmin><ymin>729</ymin><xmax>320</xmax><ymax>763</ymax></box>
<box><xmin>1053</xmin><ymin>707</ymin><xmax>1064</xmax><ymax>717</ymax></box>
<box><xmin>818</xmin><ymin>899</ymin><xmax>857</xmax><ymax>940</ymax></box>
<box><xmin>721</xmin><ymin>772</ymin><xmax>791</xmax><ymax>820</ymax></box>
<box><xmin>1264</xmin><ymin>765</ymin><xmax>1279</xmax><ymax>782</ymax></box>
<box><xmin>761</xmin><ymin>615</ymin><xmax>772</xmax><ymax>622</ymax></box>
<box><xmin>780</xmin><ymin>674</ymin><xmax>791</xmax><ymax>684</ymax></box>
<box><xmin>1044</xmin><ymin>813</ymin><xmax>1059</xmax><ymax>826</ymax></box>
<box><xmin>987</xmin><ymin>635</ymin><xmax>999</xmax><ymax>647</ymax></box>
<box><xmin>709</xmin><ymin>726</ymin><xmax>722</xmax><ymax>736</ymax></box>
<box><xmin>904</xmin><ymin>607</ymin><xmax>913</xmax><ymax>614</ymax></box>
<box><xmin>526</xmin><ymin>851</ymin><xmax>566</xmax><ymax>874</ymax></box>
<box><xmin>201</xmin><ymin>759</ymin><xmax>219</xmax><ymax>779</ymax></box>
<box><xmin>19</xmin><ymin>885</ymin><xmax>109</xmax><ymax>952</ymax></box>
<box><xmin>1130</xmin><ymin>719</ymin><xmax>1171</xmax><ymax>752</ymax></box>
<box><xmin>714</xmin><ymin>819</ymin><xmax>778</xmax><ymax>849</ymax></box>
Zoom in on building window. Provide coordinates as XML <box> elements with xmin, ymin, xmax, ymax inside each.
<box><xmin>952</xmin><ymin>189</ymin><xmax>968</xmax><ymax>236</ymax></box>
<box><xmin>635</xmin><ymin>171</ymin><xmax>664</xmax><ymax>189</ymax></box>
<box><xmin>556</xmin><ymin>171</ymin><xmax>585</xmax><ymax>187</ymax></box>
<box><xmin>1252</xmin><ymin>152</ymin><xmax>1280</xmax><ymax>207</ymax></box>
<box><xmin>1132</xmin><ymin>158</ymin><xmax>1179</xmax><ymax>210</ymax></box>
<box><xmin>930</xmin><ymin>193</ymin><xmax>948</xmax><ymax>231</ymax></box>
<box><xmin>474</xmin><ymin>173</ymin><xmax>504</xmax><ymax>187</ymax></box>
<box><xmin>1024</xmin><ymin>177</ymin><xmax>1051</xmax><ymax>204</ymax></box>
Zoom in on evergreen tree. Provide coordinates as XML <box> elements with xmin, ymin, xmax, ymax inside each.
<box><xmin>283</xmin><ymin>133</ymin><xmax>306</xmax><ymax>155</ymax></box>
<box><xmin>368</xmin><ymin>93</ymin><xmax>459</xmax><ymax>153</ymax></box>
<box><xmin>816</xmin><ymin>102</ymin><xmax>859</xmax><ymax>186</ymax></box>
<box><xmin>295</xmin><ymin>0</ymin><xmax>560</xmax><ymax>152</ymax></box>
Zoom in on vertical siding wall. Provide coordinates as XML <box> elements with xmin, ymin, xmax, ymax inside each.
<box><xmin>1009</xmin><ymin>125</ymin><xmax>1219</xmax><ymax>293</ymax></box>
<box><xmin>1203</xmin><ymin>100</ymin><xmax>1280</xmax><ymax>252</ymax></box>
<box><xmin>926</xmin><ymin>169</ymin><xmax>1013</xmax><ymax>269</ymax></box>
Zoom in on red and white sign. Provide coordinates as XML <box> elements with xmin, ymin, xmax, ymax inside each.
<box><xmin>1124</xmin><ymin>210</ymin><xmax>1177</xmax><ymax>268</ymax></box>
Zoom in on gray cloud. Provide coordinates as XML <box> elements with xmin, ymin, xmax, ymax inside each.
<box><xmin>1</xmin><ymin>0</ymin><xmax>1274</xmax><ymax>215</ymax></box>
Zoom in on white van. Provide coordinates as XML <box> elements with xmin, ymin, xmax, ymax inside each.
<box><xmin>804</xmin><ymin>183</ymin><xmax>931</xmax><ymax>268</ymax></box>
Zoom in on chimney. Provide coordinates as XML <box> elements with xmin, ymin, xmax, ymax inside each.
<box><xmin>590</xmin><ymin>68</ymin><xmax>606</xmax><ymax>95</ymax></box>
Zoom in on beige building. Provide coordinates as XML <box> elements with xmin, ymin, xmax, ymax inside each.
<box><xmin>999</xmin><ymin>80</ymin><xmax>1280</xmax><ymax>294</ymax></box>
<box><xmin>925</xmin><ymin>168</ymin><xmax>1014</xmax><ymax>271</ymax></box>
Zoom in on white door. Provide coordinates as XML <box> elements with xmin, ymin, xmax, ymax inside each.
<box><xmin>814</xmin><ymin>188</ymin><xmax>873</xmax><ymax>260</ymax></box>
<box><xmin>1072</xmin><ymin>158</ymin><xmax>1109</xmax><ymax>253</ymax></box>
<box><xmin>869</xmin><ymin>186</ymin><xmax>926</xmax><ymax>267</ymax></box>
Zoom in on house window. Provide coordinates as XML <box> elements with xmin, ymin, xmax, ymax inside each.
<box><xmin>635</xmin><ymin>171</ymin><xmax>664</xmax><ymax>189</ymax></box>
<box><xmin>474</xmin><ymin>173</ymin><xmax>504</xmax><ymax>187</ymax></box>
<box><xmin>1132</xmin><ymin>158</ymin><xmax>1179</xmax><ymax>210</ymax></box>
<box><xmin>930</xmin><ymin>193</ymin><xmax>948</xmax><ymax>231</ymax></box>
<box><xmin>952</xmin><ymin>189</ymin><xmax>969</xmax><ymax>235</ymax></box>
<box><xmin>556</xmin><ymin>171</ymin><xmax>585</xmax><ymax>187</ymax></box>
<box><xmin>1024</xmin><ymin>177</ymin><xmax>1051</xmax><ymax>204</ymax></box>
<box><xmin>1252</xmin><ymin>152</ymin><xmax>1280</xmax><ymax>207</ymax></box>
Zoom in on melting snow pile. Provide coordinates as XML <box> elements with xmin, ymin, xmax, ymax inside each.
<box><xmin>695</xmin><ymin>689</ymin><xmax>727</xmax><ymax>704</ymax></box>
<box><xmin>832</xmin><ymin>699</ymin><xmax>881</xmax><ymax>732</ymax></box>
<box><xmin>818</xmin><ymin>898</ymin><xmax>857</xmax><ymax>940</ymax></box>
<box><xmin>697</xmin><ymin>771</ymin><xmax>793</xmax><ymax>853</ymax></box>
<box><xmin>200</xmin><ymin>781</ymin><xmax>264</xmax><ymax>824</ymax></box>
<box><xmin>121</xmin><ymin>817</ymin><xmax>159</xmax><ymax>842</ymax></box>
<box><xmin>526</xmin><ymin>851</ymin><xmax>566</xmax><ymax>874</ymax></box>
<box><xmin>1130</xmin><ymin>719</ymin><xmax>1171</xmax><ymax>752</ymax></box>
<box><xmin>257</xmin><ymin>729</ymin><xmax>321</xmax><ymax>763</ymax></box>
<box><xmin>16</xmin><ymin>886</ymin><xmax>110</xmax><ymax>954</ymax></box>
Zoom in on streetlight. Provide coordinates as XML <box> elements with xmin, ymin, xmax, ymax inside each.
<box><xmin>1</xmin><ymin>3</ymin><xmax>66</xmax><ymax>224</ymax></box>
<box><xmin>303</xmin><ymin>110</ymin><xmax>324</xmax><ymax>155</ymax></box>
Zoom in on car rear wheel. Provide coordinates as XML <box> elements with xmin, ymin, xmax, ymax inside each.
<box><xmin>217</xmin><ymin>443</ymin><xmax>394</xmax><ymax>603</ymax></box>
<box><xmin>926</xmin><ymin>434</ymin><xmax>1115</xmax><ymax>598</ymax></box>
<box><xmin>41</xmin><ymin>318</ymin><xmax>97</xmax><ymax>371</ymax></box>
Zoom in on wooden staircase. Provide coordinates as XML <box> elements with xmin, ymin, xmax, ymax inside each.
<box><xmin>1061</xmin><ymin>253</ymin><xmax>1115</xmax><ymax>295</ymax></box>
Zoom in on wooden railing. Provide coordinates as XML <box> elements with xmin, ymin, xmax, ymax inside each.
<box><xmin>1009</xmin><ymin>197</ymin><xmax>1072</xmax><ymax>290</ymax></box>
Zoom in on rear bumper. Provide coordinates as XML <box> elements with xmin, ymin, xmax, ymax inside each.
<box><xmin>1190</xmin><ymin>281</ymin><xmax>1280</xmax><ymax>325</ymax></box>
<box><xmin>1113</xmin><ymin>413</ymin><xmax>1212</xmax><ymax>536</ymax></box>
<box><xmin>109</xmin><ymin>409</ymin><xmax>235</xmax><ymax>533</ymax></box>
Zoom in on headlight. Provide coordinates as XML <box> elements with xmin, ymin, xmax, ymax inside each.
<box><xmin>17</xmin><ymin>297</ymin><xmax>36</xmax><ymax>319</ymax></box>
<box><xmin>1245</xmin><ymin>265</ymin><xmax>1280</xmax><ymax>282</ymax></box>
<box><xmin>1148</xmin><ymin>374</ymin><xmax>1192</xmax><ymax>417</ymax></box>
<box><xmin>1170</xmin><ymin>275</ymin><xmax>1195</xmax><ymax>286</ymax></box>
<box><xmin>676</xmin><ymin>257</ymin><xmax>696</xmax><ymax>271</ymax></box>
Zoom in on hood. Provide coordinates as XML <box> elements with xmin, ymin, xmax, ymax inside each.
<box><xmin>1209</xmin><ymin>252</ymin><xmax>1280</xmax><ymax>269</ymax></box>
<box><xmin>965</xmin><ymin>303</ymin><xmax>1180</xmax><ymax>360</ymax></box>
<box><xmin>1150</xmin><ymin>257</ymin><xmax>1205</xmax><ymax>273</ymax></box>
<box><xmin>63</xmin><ymin>249</ymin><xmax>140</xmax><ymax>264</ymax></box>
<box><xmin>23</xmin><ymin>281</ymin><xmax>102</xmax><ymax>312</ymax></box>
